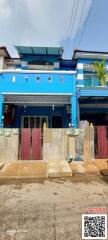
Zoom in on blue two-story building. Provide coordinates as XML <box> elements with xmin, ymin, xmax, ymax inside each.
<box><xmin>0</xmin><ymin>46</ymin><xmax>77</xmax><ymax>128</ymax></box>
<box><xmin>0</xmin><ymin>46</ymin><xmax>108</xmax><ymax>128</ymax></box>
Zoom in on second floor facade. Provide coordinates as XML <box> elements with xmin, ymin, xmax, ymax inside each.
<box><xmin>0</xmin><ymin>46</ymin><xmax>108</xmax><ymax>97</ymax></box>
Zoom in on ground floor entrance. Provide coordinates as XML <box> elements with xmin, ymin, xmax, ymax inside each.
<box><xmin>2</xmin><ymin>94</ymin><xmax>72</xmax><ymax>128</ymax></box>
<box><xmin>19</xmin><ymin>128</ymin><xmax>42</xmax><ymax>160</ymax></box>
<box><xmin>79</xmin><ymin>96</ymin><xmax>108</xmax><ymax>126</ymax></box>
<box><xmin>79</xmin><ymin>96</ymin><xmax>108</xmax><ymax>158</ymax></box>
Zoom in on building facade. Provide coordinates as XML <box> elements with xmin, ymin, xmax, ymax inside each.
<box><xmin>0</xmin><ymin>46</ymin><xmax>108</xmax><ymax>128</ymax></box>
<box><xmin>73</xmin><ymin>50</ymin><xmax>108</xmax><ymax>126</ymax></box>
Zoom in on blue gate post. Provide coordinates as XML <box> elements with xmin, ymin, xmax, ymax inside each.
<box><xmin>71</xmin><ymin>94</ymin><xmax>78</xmax><ymax>128</ymax></box>
<box><xmin>70</xmin><ymin>74</ymin><xmax>78</xmax><ymax>128</ymax></box>
<box><xmin>0</xmin><ymin>95</ymin><xmax>3</xmax><ymax>128</ymax></box>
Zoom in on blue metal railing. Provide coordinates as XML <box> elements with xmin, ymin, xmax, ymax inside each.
<box><xmin>83</xmin><ymin>74</ymin><xmax>108</xmax><ymax>87</ymax></box>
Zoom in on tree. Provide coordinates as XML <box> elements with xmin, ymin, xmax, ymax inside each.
<box><xmin>92</xmin><ymin>60</ymin><xmax>108</xmax><ymax>86</ymax></box>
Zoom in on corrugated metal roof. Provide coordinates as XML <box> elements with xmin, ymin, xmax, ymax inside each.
<box><xmin>15</xmin><ymin>46</ymin><xmax>63</xmax><ymax>57</ymax></box>
<box><xmin>78</xmin><ymin>87</ymin><xmax>108</xmax><ymax>98</ymax></box>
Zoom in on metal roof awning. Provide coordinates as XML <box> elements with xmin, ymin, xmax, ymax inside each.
<box><xmin>78</xmin><ymin>87</ymin><xmax>108</xmax><ymax>99</ymax></box>
<box><xmin>15</xmin><ymin>46</ymin><xmax>63</xmax><ymax>57</ymax></box>
<box><xmin>3</xmin><ymin>94</ymin><xmax>71</xmax><ymax>105</ymax></box>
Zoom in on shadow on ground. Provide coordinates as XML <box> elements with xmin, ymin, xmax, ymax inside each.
<box><xmin>0</xmin><ymin>174</ymin><xmax>108</xmax><ymax>188</ymax></box>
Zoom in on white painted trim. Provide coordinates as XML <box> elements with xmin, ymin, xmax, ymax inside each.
<box><xmin>77</xmin><ymin>74</ymin><xmax>83</xmax><ymax>80</ymax></box>
<box><xmin>0</xmin><ymin>69</ymin><xmax>76</xmax><ymax>74</ymax></box>
<box><xmin>2</xmin><ymin>92</ymin><xmax>72</xmax><ymax>96</ymax></box>
<box><xmin>77</xmin><ymin>63</ymin><xmax>83</xmax><ymax>70</ymax></box>
<box><xmin>75</xmin><ymin>52</ymin><xmax>108</xmax><ymax>60</ymax></box>
<box><xmin>76</xmin><ymin>85</ymin><xmax>84</xmax><ymax>87</ymax></box>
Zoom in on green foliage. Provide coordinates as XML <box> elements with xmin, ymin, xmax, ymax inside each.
<box><xmin>92</xmin><ymin>60</ymin><xmax>108</xmax><ymax>86</ymax></box>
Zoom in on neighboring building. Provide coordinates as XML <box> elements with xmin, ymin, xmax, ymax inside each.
<box><xmin>0</xmin><ymin>46</ymin><xmax>108</xmax><ymax>128</ymax></box>
<box><xmin>73</xmin><ymin>49</ymin><xmax>108</xmax><ymax>126</ymax></box>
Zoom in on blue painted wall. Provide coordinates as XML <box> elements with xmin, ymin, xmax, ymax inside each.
<box><xmin>0</xmin><ymin>72</ymin><xmax>75</xmax><ymax>94</ymax></box>
<box><xmin>0</xmin><ymin>71</ymin><xmax>78</xmax><ymax>128</ymax></box>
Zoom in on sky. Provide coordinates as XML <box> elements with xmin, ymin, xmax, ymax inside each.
<box><xmin>0</xmin><ymin>0</ymin><xmax>107</xmax><ymax>59</ymax></box>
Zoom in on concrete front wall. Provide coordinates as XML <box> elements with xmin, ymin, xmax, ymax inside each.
<box><xmin>0</xmin><ymin>127</ymin><xmax>94</xmax><ymax>163</ymax></box>
<box><xmin>43</xmin><ymin>127</ymin><xmax>94</xmax><ymax>162</ymax></box>
<box><xmin>43</xmin><ymin>129</ymin><xmax>68</xmax><ymax>161</ymax></box>
<box><xmin>84</xmin><ymin>126</ymin><xmax>94</xmax><ymax>161</ymax></box>
<box><xmin>0</xmin><ymin>129</ymin><xmax>19</xmax><ymax>162</ymax></box>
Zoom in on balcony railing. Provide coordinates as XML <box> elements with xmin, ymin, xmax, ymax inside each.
<box><xmin>84</xmin><ymin>74</ymin><xmax>108</xmax><ymax>87</ymax></box>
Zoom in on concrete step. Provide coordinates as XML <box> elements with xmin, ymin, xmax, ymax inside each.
<box><xmin>48</xmin><ymin>160</ymin><xmax>72</xmax><ymax>177</ymax></box>
<box><xmin>70</xmin><ymin>161</ymin><xmax>100</xmax><ymax>175</ymax></box>
<box><xmin>93</xmin><ymin>159</ymin><xmax>108</xmax><ymax>171</ymax></box>
<box><xmin>0</xmin><ymin>161</ymin><xmax>47</xmax><ymax>178</ymax></box>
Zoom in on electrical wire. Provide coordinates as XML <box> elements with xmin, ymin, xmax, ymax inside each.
<box><xmin>64</xmin><ymin>0</ymin><xmax>76</xmax><ymax>50</ymax></box>
<box><xmin>77</xmin><ymin>0</ymin><xmax>95</xmax><ymax>48</ymax></box>
<box><xmin>65</xmin><ymin>0</ymin><xmax>79</xmax><ymax>53</ymax></box>
<box><xmin>72</xmin><ymin>0</ymin><xmax>87</xmax><ymax>50</ymax></box>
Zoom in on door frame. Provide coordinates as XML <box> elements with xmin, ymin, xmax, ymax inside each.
<box><xmin>21</xmin><ymin>116</ymin><xmax>48</xmax><ymax>128</ymax></box>
<box><xmin>51</xmin><ymin>115</ymin><xmax>63</xmax><ymax>128</ymax></box>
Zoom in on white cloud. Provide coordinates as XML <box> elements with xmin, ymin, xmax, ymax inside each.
<box><xmin>0</xmin><ymin>0</ymin><xmax>92</xmax><ymax>58</ymax></box>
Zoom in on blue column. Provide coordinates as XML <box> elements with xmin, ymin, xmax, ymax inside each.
<box><xmin>71</xmin><ymin>94</ymin><xmax>78</xmax><ymax>128</ymax></box>
<box><xmin>70</xmin><ymin>74</ymin><xmax>78</xmax><ymax>128</ymax></box>
<box><xmin>0</xmin><ymin>95</ymin><xmax>3</xmax><ymax>128</ymax></box>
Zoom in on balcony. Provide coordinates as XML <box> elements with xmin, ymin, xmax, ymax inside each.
<box><xmin>84</xmin><ymin>74</ymin><xmax>108</xmax><ymax>87</ymax></box>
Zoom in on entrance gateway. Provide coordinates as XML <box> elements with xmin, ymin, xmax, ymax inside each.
<box><xmin>3</xmin><ymin>93</ymin><xmax>71</xmax><ymax>160</ymax></box>
<box><xmin>19</xmin><ymin>128</ymin><xmax>42</xmax><ymax>160</ymax></box>
<box><xmin>3</xmin><ymin>94</ymin><xmax>71</xmax><ymax>128</ymax></box>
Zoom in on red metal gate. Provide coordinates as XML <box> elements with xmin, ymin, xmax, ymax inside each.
<box><xmin>96</xmin><ymin>126</ymin><xmax>108</xmax><ymax>158</ymax></box>
<box><xmin>32</xmin><ymin>128</ymin><xmax>42</xmax><ymax>160</ymax></box>
<box><xmin>20</xmin><ymin>128</ymin><xmax>31</xmax><ymax>160</ymax></box>
<box><xmin>20</xmin><ymin>128</ymin><xmax>42</xmax><ymax>160</ymax></box>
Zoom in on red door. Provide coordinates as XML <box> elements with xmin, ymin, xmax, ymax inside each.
<box><xmin>31</xmin><ymin>128</ymin><xmax>42</xmax><ymax>160</ymax></box>
<box><xmin>20</xmin><ymin>128</ymin><xmax>31</xmax><ymax>160</ymax></box>
<box><xmin>97</xmin><ymin>126</ymin><xmax>108</xmax><ymax>158</ymax></box>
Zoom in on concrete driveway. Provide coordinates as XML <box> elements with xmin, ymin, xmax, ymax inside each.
<box><xmin>0</xmin><ymin>176</ymin><xmax>108</xmax><ymax>240</ymax></box>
